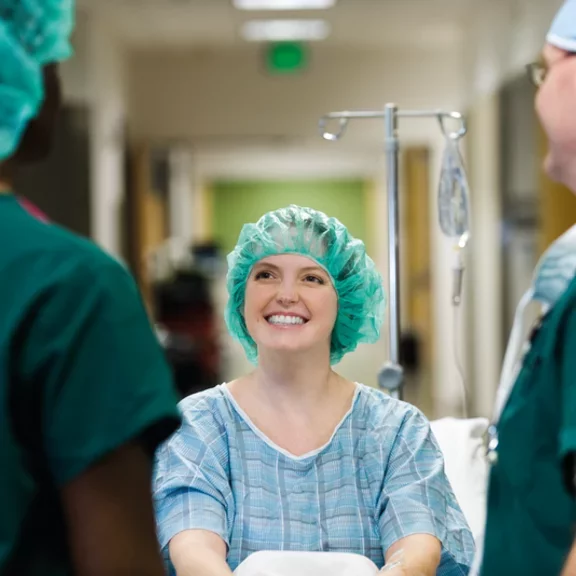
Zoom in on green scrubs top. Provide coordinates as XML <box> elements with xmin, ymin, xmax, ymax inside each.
<box><xmin>0</xmin><ymin>194</ymin><xmax>181</xmax><ymax>575</ymax></box>
<box><xmin>481</xmin><ymin>274</ymin><xmax>576</xmax><ymax>575</ymax></box>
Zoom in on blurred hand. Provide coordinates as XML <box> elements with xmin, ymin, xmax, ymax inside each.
<box><xmin>380</xmin><ymin>567</ymin><xmax>429</xmax><ymax>576</ymax></box>
<box><xmin>381</xmin><ymin>535</ymin><xmax>440</xmax><ymax>576</ymax></box>
<box><xmin>380</xmin><ymin>557</ymin><xmax>406</xmax><ymax>575</ymax></box>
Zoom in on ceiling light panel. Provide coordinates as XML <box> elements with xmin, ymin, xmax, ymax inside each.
<box><xmin>234</xmin><ymin>0</ymin><xmax>336</xmax><ymax>11</ymax></box>
<box><xmin>241</xmin><ymin>19</ymin><xmax>330</xmax><ymax>41</ymax></box>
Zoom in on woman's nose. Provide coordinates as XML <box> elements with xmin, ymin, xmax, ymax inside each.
<box><xmin>276</xmin><ymin>280</ymin><xmax>298</xmax><ymax>305</ymax></box>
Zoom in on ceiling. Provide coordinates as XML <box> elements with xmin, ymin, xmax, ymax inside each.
<box><xmin>79</xmin><ymin>0</ymin><xmax>471</xmax><ymax>50</ymax></box>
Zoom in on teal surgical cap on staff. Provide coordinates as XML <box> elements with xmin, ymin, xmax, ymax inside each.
<box><xmin>225</xmin><ymin>205</ymin><xmax>386</xmax><ymax>365</ymax></box>
<box><xmin>0</xmin><ymin>0</ymin><xmax>74</xmax><ymax>161</ymax></box>
<box><xmin>547</xmin><ymin>0</ymin><xmax>576</xmax><ymax>52</ymax></box>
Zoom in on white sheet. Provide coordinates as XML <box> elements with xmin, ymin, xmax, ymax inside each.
<box><xmin>234</xmin><ymin>551</ymin><xmax>379</xmax><ymax>576</ymax></box>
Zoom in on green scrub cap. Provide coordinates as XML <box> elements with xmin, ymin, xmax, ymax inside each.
<box><xmin>0</xmin><ymin>0</ymin><xmax>74</xmax><ymax>161</ymax></box>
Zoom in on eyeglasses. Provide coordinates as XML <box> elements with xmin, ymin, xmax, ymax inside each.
<box><xmin>526</xmin><ymin>62</ymin><xmax>547</xmax><ymax>88</ymax></box>
<box><xmin>527</xmin><ymin>52</ymin><xmax>576</xmax><ymax>88</ymax></box>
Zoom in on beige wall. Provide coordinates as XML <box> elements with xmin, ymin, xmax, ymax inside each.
<box><xmin>466</xmin><ymin>93</ymin><xmax>502</xmax><ymax>418</ymax></box>
<box><xmin>88</xmin><ymin>16</ymin><xmax>127</xmax><ymax>258</ymax></box>
<box><xmin>464</xmin><ymin>0</ymin><xmax>564</xmax><ymax>99</ymax></box>
<box><xmin>126</xmin><ymin>45</ymin><xmax>465</xmax><ymax>146</ymax></box>
<box><xmin>60</xmin><ymin>8</ymin><xmax>128</xmax><ymax>257</ymax></box>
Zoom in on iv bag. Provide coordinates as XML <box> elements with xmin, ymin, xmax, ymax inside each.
<box><xmin>438</xmin><ymin>137</ymin><xmax>471</xmax><ymax>247</ymax></box>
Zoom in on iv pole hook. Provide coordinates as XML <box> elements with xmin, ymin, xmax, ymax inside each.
<box><xmin>437</xmin><ymin>111</ymin><xmax>467</xmax><ymax>141</ymax></box>
<box><xmin>319</xmin><ymin>116</ymin><xmax>349</xmax><ymax>141</ymax></box>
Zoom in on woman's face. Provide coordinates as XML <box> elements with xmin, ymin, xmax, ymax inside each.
<box><xmin>244</xmin><ymin>254</ymin><xmax>338</xmax><ymax>359</ymax></box>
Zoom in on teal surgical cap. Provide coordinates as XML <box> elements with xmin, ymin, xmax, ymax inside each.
<box><xmin>0</xmin><ymin>0</ymin><xmax>74</xmax><ymax>161</ymax></box>
<box><xmin>547</xmin><ymin>0</ymin><xmax>576</xmax><ymax>52</ymax></box>
<box><xmin>225</xmin><ymin>205</ymin><xmax>386</xmax><ymax>365</ymax></box>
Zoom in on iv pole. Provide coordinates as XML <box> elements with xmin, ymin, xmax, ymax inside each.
<box><xmin>318</xmin><ymin>104</ymin><xmax>467</xmax><ymax>400</ymax></box>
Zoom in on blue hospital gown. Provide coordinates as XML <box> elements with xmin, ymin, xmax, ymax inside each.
<box><xmin>154</xmin><ymin>383</ymin><xmax>474</xmax><ymax>574</ymax></box>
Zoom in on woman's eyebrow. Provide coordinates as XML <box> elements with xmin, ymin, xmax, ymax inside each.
<box><xmin>300</xmin><ymin>266</ymin><xmax>327</xmax><ymax>274</ymax></box>
<box><xmin>253</xmin><ymin>262</ymin><xmax>280</xmax><ymax>271</ymax></box>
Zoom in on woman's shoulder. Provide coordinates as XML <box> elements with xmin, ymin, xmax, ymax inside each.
<box><xmin>155</xmin><ymin>385</ymin><xmax>236</xmax><ymax>462</ymax></box>
<box><xmin>176</xmin><ymin>384</ymin><xmax>235</xmax><ymax>432</ymax></box>
<box><xmin>179</xmin><ymin>383</ymin><xmax>227</xmax><ymax>410</ymax></box>
<box><xmin>353</xmin><ymin>383</ymin><xmax>431</xmax><ymax>433</ymax></box>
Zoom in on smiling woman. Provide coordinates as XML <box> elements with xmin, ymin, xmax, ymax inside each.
<box><xmin>153</xmin><ymin>205</ymin><xmax>475</xmax><ymax>576</ymax></box>
<box><xmin>244</xmin><ymin>254</ymin><xmax>338</xmax><ymax>359</ymax></box>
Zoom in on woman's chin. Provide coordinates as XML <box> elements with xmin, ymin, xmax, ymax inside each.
<box><xmin>256</xmin><ymin>337</ymin><xmax>316</xmax><ymax>359</ymax></box>
<box><xmin>260</xmin><ymin>343</ymin><xmax>309</xmax><ymax>356</ymax></box>
<box><xmin>252</xmin><ymin>325</ymin><xmax>332</xmax><ymax>360</ymax></box>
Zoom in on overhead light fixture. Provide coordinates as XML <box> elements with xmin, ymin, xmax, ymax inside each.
<box><xmin>241</xmin><ymin>19</ymin><xmax>330</xmax><ymax>41</ymax></box>
<box><xmin>234</xmin><ymin>0</ymin><xmax>336</xmax><ymax>10</ymax></box>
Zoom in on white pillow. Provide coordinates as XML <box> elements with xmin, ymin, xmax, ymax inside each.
<box><xmin>430</xmin><ymin>417</ymin><xmax>489</xmax><ymax>542</ymax></box>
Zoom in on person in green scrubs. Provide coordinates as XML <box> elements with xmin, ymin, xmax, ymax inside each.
<box><xmin>0</xmin><ymin>2</ymin><xmax>181</xmax><ymax>575</ymax></box>
<box><xmin>477</xmin><ymin>2</ymin><xmax>576</xmax><ymax>575</ymax></box>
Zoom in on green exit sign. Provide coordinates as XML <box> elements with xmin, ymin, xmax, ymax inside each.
<box><xmin>266</xmin><ymin>42</ymin><xmax>308</xmax><ymax>75</ymax></box>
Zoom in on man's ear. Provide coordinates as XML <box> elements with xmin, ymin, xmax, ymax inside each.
<box><xmin>15</xmin><ymin>64</ymin><xmax>61</xmax><ymax>164</ymax></box>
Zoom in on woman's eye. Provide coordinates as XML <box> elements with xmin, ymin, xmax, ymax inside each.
<box><xmin>255</xmin><ymin>271</ymin><xmax>273</xmax><ymax>280</ymax></box>
<box><xmin>304</xmin><ymin>275</ymin><xmax>324</xmax><ymax>284</ymax></box>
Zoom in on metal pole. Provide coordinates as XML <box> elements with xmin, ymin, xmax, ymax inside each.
<box><xmin>382</xmin><ymin>104</ymin><xmax>404</xmax><ymax>400</ymax></box>
<box><xmin>385</xmin><ymin>105</ymin><xmax>400</xmax><ymax>369</ymax></box>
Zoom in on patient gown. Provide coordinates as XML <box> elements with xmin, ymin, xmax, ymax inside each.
<box><xmin>154</xmin><ymin>383</ymin><xmax>474</xmax><ymax>575</ymax></box>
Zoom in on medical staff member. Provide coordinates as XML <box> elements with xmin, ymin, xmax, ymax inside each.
<box><xmin>478</xmin><ymin>2</ymin><xmax>576</xmax><ymax>575</ymax></box>
<box><xmin>0</xmin><ymin>2</ymin><xmax>181</xmax><ymax>575</ymax></box>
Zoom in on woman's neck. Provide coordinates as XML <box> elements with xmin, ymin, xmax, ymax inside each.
<box><xmin>250</xmin><ymin>349</ymin><xmax>340</xmax><ymax>415</ymax></box>
<box><xmin>230</xmin><ymin>351</ymin><xmax>356</xmax><ymax>456</ymax></box>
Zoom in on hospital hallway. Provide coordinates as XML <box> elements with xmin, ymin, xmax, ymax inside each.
<box><xmin>6</xmin><ymin>1</ymin><xmax>576</xmax><ymax>575</ymax></box>
<box><xmin>19</xmin><ymin>0</ymin><xmax>575</xmax><ymax>421</ymax></box>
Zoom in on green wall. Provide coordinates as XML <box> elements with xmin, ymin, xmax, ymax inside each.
<box><xmin>210</xmin><ymin>179</ymin><xmax>371</xmax><ymax>255</ymax></box>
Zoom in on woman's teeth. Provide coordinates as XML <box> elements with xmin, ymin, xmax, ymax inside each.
<box><xmin>267</xmin><ymin>315</ymin><xmax>305</xmax><ymax>326</ymax></box>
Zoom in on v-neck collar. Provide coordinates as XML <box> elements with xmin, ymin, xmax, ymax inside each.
<box><xmin>221</xmin><ymin>382</ymin><xmax>361</xmax><ymax>461</ymax></box>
